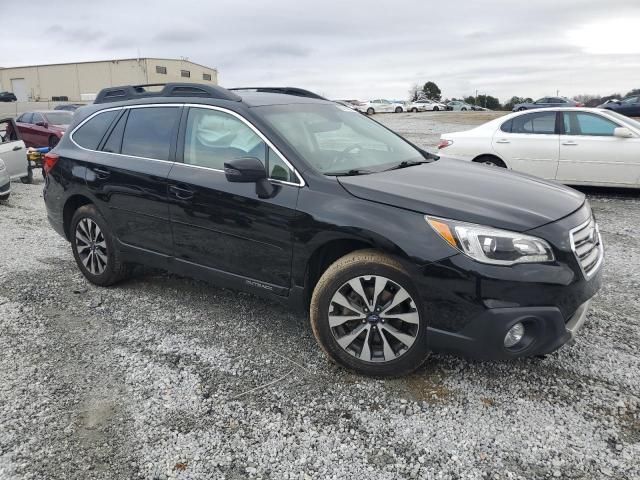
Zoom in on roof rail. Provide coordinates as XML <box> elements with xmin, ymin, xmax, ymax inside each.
<box><xmin>94</xmin><ymin>83</ymin><xmax>242</xmax><ymax>104</ymax></box>
<box><xmin>229</xmin><ymin>87</ymin><xmax>327</xmax><ymax>100</ymax></box>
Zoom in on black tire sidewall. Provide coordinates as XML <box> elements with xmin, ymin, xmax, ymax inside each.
<box><xmin>70</xmin><ymin>205</ymin><xmax>122</xmax><ymax>286</ymax></box>
<box><xmin>312</xmin><ymin>257</ymin><xmax>429</xmax><ymax>376</ymax></box>
<box><xmin>366</xmin><ymin>108</ymin><xmax>374</xmax><ymax>115</ymax></box>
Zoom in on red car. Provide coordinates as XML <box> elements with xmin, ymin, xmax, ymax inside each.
<box><xmin>15</xmin><ymin>110</ymin><xmax>73</xmax><ymax>148</ymax></box>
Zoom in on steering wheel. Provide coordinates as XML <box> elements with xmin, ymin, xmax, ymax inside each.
<box><xmin>329</xmin><ymin>144</ymin><xmax>361</xmax><ymax>170</ymax></box>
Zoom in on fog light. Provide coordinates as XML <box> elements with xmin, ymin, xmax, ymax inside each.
<box><xmin>504</xmin><ymin>322</ymin><xmax>525</xmax><ymax>348</ymax></box>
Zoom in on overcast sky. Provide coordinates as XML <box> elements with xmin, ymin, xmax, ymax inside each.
<box><xmin>3</xmin><ymin>0</ymin><xmax>640</xmax><ymax>101</ymax></box>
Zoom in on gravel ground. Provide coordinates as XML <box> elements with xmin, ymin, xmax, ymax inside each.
<box><xmin>0</xmin><ymin>113</ymin><xmax>639</xmax><ymax>480</ymax></box>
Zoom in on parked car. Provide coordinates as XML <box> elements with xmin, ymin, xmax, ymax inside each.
<box><xmin>0</xmin><ymin>91</ymin><xmax>18</xmax><ymax>102</ymax></box>
<box><xmin>54</xmin><ymin>103</ymin><xmax>85</xmax><ymax>112</ymax></box>
<box><xmin>447</xmin><ymin>100</ymin><xmax>474</xmax><ymax>111</ymax></box>
<box><xmin>406</xmin><ymin>99</ymin><xmax>447</xmax><ymax>112</ymax></box>
<box><xmin>0</xmin><ymin>117</ymin><xmax>31</xmax><ymax>184</ymax></box>
<box><xmin>438</xmin><ymin>107</ymin><xmax>640</xmax><ymax>188</ymax></box>
<box><xmin>359</xmin><ymin>99</ymin><xmax>404</xmax><ymax>114</ymax></box>
<box><xmin>0</xmin><ymin>159</ymin><xmax>10</xmax><ymax>201</ymax></box>
<box><xmin>599</xmin><ymin>95</ymin><xmax>640</xmax><ymax>117</ymax></box>
<box><xmin>44</xmin><ymin>82</ymin><xmax>602</xmax><ymax>376</ymax></box>
<box><xmin>15</xmin><ymin>110</ymin><xmax>73</xmax><ymax>148</ymax></box>
<box><xmin>512</xmin><ymin>97</ymin><xmax>581</xmax><ymax>111</ymax></box>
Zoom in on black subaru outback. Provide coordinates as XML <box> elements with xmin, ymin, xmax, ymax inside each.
<box><xmin>43</xmin><ymin>83</ymin><xmax>603</xmax><ymax>376</ymax></box>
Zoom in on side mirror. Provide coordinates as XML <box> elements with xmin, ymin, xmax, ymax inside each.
<box><xmin>224</xmin><ymin>157</ymin><xmax>267</xmax><ymax>183</ymax></box>
<box><xmin>224</xmin><ymin>156</ymin><xmax>278</xmax><ymax>199</ymax></box>
<box><xmin>614</xmin><ymin>127</ymin><xmax>634</xmax><ymax>138</ymax></box>
<box><xmin>36</xmin><ymin>121</ymin><xmax>48</xmax><ymax>128</ymax></box>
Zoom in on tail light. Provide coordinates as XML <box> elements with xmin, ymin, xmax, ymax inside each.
<box><xmin>575</xmin><ymin>102</ymin><xmax>584</xmax><ymax>107</ymax></box>
<box><xmin>43</xmin><ymin>152</ymin><xmax>60</xmax><ymax>175</ymax></box>
<box><xmin>438</xmin><ymin>139</ymin><xmax>453</xmax><ymax>149</ymax></box>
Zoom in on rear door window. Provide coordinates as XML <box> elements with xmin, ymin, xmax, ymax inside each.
<box><xmin>121</xmin><ymin>107</ymin><xmax>180</xmax><ymax>160</ymax></box>
<box><xmin>72</xmin><ymin>110</ymin><xmax>118</xmax><ymax>150</ymax></box>
<box><xmin>511</xmin><ymin>111</ymin><xmax>557</xmax><ymax>134</ymax></box>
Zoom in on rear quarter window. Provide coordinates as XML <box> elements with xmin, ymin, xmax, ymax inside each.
<box><xmin>73</xmin><ymin>110</ymin><xmax>119</xmax><ymax>150</ymax></box>
<box><xmin>500</xmin><ymin>119</ymin><xmax>512</xmax><ymax>133</ymax></box>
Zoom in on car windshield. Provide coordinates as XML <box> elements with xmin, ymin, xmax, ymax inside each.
<box><xmin>43</xmin><ymin>112</ymin><xmax>73</xmax><ymax>125</ymax></box>
<box><xmin>255</xmin><ymin>103</ymin><xmax>426</xmax><ymax>175</ymax></box>
<box><xmin>603</xmin><ymin>110</ymin><xmax>640</xmax><ymax>129</ymax></box>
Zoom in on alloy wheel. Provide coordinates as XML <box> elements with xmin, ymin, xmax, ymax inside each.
<box><xmin>75</xmin><ymin>218</ymin><xmax>108</xmax><ymax>275</ymax></box>
<box><xmin>328</xmin><ymin>275</ymin><xmax>420</xmax><ymax>363</ymax></box>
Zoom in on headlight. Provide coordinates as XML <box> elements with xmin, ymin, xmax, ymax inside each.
<box><xmin>426</xmin><ymin>216</ymin><xmax>554</xmax><ymax>265</ymax></box>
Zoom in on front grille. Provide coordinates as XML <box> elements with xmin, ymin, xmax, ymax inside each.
<box><xmin>569</xmin><ymin>216</ymin><xmax>603</xmax><ymax>279</ymax></box>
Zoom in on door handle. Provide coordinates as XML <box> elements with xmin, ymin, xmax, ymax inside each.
<box><xmin>562</xmin><ymin>141</ymin><xmax>578</xmax><ymax>146</ymax></box>
<box><xmin>169</xmin><ymin>185</ymin><xmax>195</xmax><ymax>200</ymax></box>
<box><xmin>93</xmin><ymin>168</ymin><xmax>111</xmax><ymax>179</ymax></box>
<box><xmin>12</xmin><ymin>145</ymin><xmax>22</xmax><ymax>151</ymax></box>
<box><xmin>495</xmin><ymin>139</ymin><xmax>510</xmax><ymax>144</ymax></box>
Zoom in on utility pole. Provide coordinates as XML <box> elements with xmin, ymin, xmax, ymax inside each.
<box><xmin>475</xmin><ymin>89</ymin><xmax>478</xmax><ymax>106</ymax></box>
<box><xmin>556</xmin><ymin>89</ymin><xmax>559</xmax><ymax>96</ymax></box>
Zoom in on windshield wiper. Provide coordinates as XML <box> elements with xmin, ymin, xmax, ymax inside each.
<box><xmin>326</xmin><ymin>168</ymin><xmax>375</xmax><ymax>176</ymax></box>
<box><xmin>383</xmin><ymin>160</ymin><xmax>432</xmax><ymax>172</ymax></box>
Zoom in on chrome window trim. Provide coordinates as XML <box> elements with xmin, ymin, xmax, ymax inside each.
<box><xmin>569</xmin><ymin>217</ymin><xmax>604</xmax><ymax>280</ymax></box>
<box><xmin>69</xmin><ymin>103</ymin><xmax>306</xmax><ymax>187</ymax></box>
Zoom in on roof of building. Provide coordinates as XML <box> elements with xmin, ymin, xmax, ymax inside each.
<box><xmin>0</xmin><ymin>58</ymin><xmax>217</xmax><ymax>72</ymax></box>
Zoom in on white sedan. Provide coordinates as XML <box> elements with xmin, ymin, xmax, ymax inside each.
<box><xmin>438</xmin><ymin>107</ymin><xmax>640</xmax><ymax>188</ymax></box>
<box><xmin>406</xmin><ymin>99</ymin><xmax>447</xmax><ymax>112</ymax></box>
<box><xmin>359</xmin><ymin>99</ymin><xmax>405</xmax><ymax>114</ymax></box>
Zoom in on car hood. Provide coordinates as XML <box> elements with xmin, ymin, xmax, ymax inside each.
<box><xmin>337</xmin><ymin>158</ymin><xmax>585</xmax><ymax>232</ymax></box>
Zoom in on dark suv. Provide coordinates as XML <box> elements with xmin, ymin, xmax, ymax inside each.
<box><xmin>43</xmin><ymin>83</ymin><xmax>603</xmax><ymax>376</ymax></box>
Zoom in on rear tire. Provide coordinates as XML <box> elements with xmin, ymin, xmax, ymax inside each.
<box><xmin>366</xmin><ymin>108</ymin><xmax>375</xmax><ymax>115</ymax></box>
<box><xmin>461</xmin><ymin>107</ymin><xmax>467</xmax><ymax>111</ymax></box>
<box><xmin>70</xmin><ymin>204</ymin><xmax>131</xmax><ymax>287</ymax></box>
<box><xmin>411</xmin><ymin>108</ymin><xmax>418</xmax><ymax>113</ymax></box>
<box><xmin>310</xmin><ymin>249</ymin><xmax>429</xmax><ymax>377</ymax></box>
<box><xmin>517</xmin><ymin>107</ymin><xmax>526</xmax><ymax>111</ymax></box>
<box><xmin>0</xmin><ymin>192</ymin><xmax>9</xmax><ymax>202</ymax></box>
<box><xmin>474</xmin><ymin>155</ymin><xmax>506</xmax><ymax>168</ymax></box>
<box><xmin>433</xmin><ymin>106</ymin><xmax>439</xmax><ymax>111</ymax></box>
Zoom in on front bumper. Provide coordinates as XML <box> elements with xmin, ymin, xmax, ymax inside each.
<box><xmin>415</xmin><ymin>203</ymin><xmax>602</xmax><ymax>360</ymax></box>
<box><xmin>426</xmin><ymin>299</ymin><xmax>593</xmax><ymax>360</ymax></box>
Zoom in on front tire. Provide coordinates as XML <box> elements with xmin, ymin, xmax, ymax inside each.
<box><xmin>411</xmin><ymin>108</ymin><xmax>418</xmax><ymax>113</ymax></box>
<box><xmin>0</xmin><ymin>192</ymin><xmax>9</xmax><ymax>202</ymax></box>
<box><xmin>394</xmin><ymin>106</ymin><xmax>403</xmax><ymax>113</ymax></box>
<box><xmin>70</xmin><ymin>204</ymin><xmax>131</xmax><ymax>286</ymax></box>
<box><xmin>366</xmin><ymin>108</ymin><xmax>375</xmax><ymax>115</ymax></box>
<box><xmin>517</xmin><ymin>107</ymin><xmax>526</xmax><ymax>111</ymax></box>
<box><xmin>310</xmin><ymin>250</ymin><xmax>429</xmax><ymax>376</ymax></box>
<box><xmin>433</xmin><ymin>106</ymin><xmax>439</xmax><ymax>111</ymax></box>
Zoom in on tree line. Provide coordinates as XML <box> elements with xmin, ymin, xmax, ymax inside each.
<box><xmin>409</xmin><ymin>82</ymin><xmax>640</xmax><ymax>111</ymax></box>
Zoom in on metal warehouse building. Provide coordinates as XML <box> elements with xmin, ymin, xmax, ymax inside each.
<box><xmin>0</xmin><ymin>58</ymin><xmax>218</xmax><ymax>102</ymax></box>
